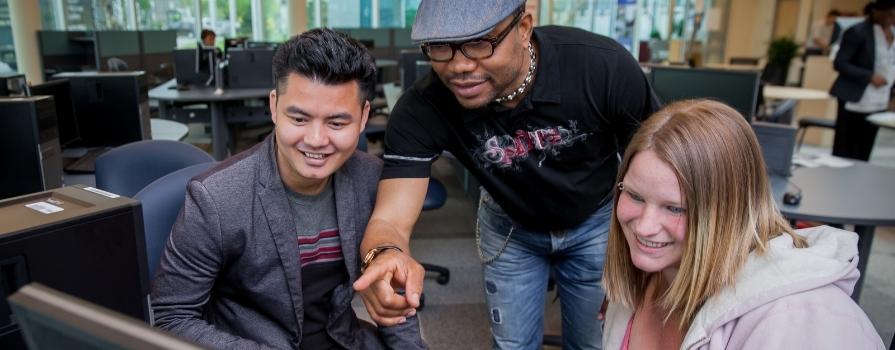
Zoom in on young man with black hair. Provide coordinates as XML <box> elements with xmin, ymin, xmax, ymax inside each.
<box><xmin>151</xmin><ymin>28</ymin><xmax>426</xmax><ymax>350</ymax></box>
<box><xmin>353</xmin><ymin>0</ymin><xmax>658</xmax><ymax>348</ymax></box>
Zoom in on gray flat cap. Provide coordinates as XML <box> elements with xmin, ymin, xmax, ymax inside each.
<box><xmin>411</xmin><ymin>0</ymin><xmax>526</xmax><ymax>44</ymax></box>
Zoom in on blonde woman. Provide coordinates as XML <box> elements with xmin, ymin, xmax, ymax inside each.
<box><xmin>602</xmin><ymin>100</ymin><xmax>884</xmax><ymax>350</ymax></box>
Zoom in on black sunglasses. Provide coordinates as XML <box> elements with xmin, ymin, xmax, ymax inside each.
<box><xmin>421</xmin><ymin>10</ymin><xmax>524</xmax><ymax>62</ymax></box>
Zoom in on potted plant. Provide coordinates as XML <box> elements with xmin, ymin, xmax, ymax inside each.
<box><xmin>763</xmin><ymin>37</ymin><xmax>800</xmax><ymax>85</ymax></box>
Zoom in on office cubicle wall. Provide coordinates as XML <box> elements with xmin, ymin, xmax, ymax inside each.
<box><xmin>649</xmin><ymin>66</ymin><xmax>761</xmax><ymax>121</ymax></box>
<box><xmin>140</xmin><ymin>31</ymin><xmax>177</xmax><ymax>86</ymax></box>
<box><xmin>38</xmin><ymin>30</ymin><xmax>177</xmax><ymax>86</ymax></box>
<box><xmin>37</xmin><ymin>31</ymin><xmax>97</xmax><ymax>80</ymax></box>
<box><xmin>95</xmin><ymin>31</ymin><xmax>141</xmax><ymax>72</ymax></box>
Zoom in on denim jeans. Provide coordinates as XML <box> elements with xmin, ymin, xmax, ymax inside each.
<box><xmin>477</xmin><ymin>189</ymin><xmax>610</xmax><ymax>350</ymax></box>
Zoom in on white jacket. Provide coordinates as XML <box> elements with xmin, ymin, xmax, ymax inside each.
<box><xmin>603</xmin><ymin>226</ymin><xmax>885</xmax><ymax>350</ymax></box>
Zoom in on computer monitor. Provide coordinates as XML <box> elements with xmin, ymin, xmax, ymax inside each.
<box><xmin>223</xmin><ymin>37</ymin><xmax>248</xmax><ymax>57</ymax></box>
<box><xmin>752</xmin><ymin>121</ymin><xmax>797</xmax><ymax>177</ymax></box>
<box><xmin>650</xmin><ymin>66</ymin><xmax>761</xmax><ymax>121</ymax></box>
<box><xmin>0</xmin><ymin>74</ymin><xmax>29</xmax><ymax>96</ymax></box>
<box><xmin>245</xmin><ymin>41</ymin><xmax>280</xmax><ymax>50</ymax></box>
<box><xmin>173</xmin><ymin>47</ymin><xmax>215</xmax><ymax>87</ymax></box>
<box><xmin>29</xmin><ymin>79</ymin><xmax>80</xmax><ymax>148</ymax></box>
<box><xmin>226</xmin><ymin>47</ymin><xmax>275</xmax><ymax>89</ymax></box>
<box><xmin>0</xmin><ymin>96</ymin><xmax>64</xmax><ymax>200</ymax></box>
<box><xmin>9</xmin><ymin>283</ymin><xmax>202</xmax><ymax>350</ymax></box>
<box><xmin>0</xmin><ymin>185</ymin><xmax>150</xmax><ymax>348</ymax></box>
<box><xmin>53</xmin><ymin>71</ymin><xmax>151</xmax><ymax>147</ymax></box>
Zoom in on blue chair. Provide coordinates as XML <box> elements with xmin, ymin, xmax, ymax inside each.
<box><xmin>134</xmin><ymin>162</ymin><xmax>216</xmax><ymax>278</ymax></box>
<box><xmin>95</xmin><ymin>140</ymin><xmax>214</xmax><ymax>197</ymax></box>
<box><xmin>420</xmin><ymin>179</ymin><xmax>450</xmax><ymax>285</ymax></box>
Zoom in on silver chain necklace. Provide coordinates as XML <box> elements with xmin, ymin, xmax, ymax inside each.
<box><xmin>494</xmin><ymin>41</ymin><xmax>537</xmax><ymax>104</ymax></box>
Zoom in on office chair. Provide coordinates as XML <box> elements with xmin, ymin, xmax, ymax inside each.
<box><xmin>134</xmin><ymin>162</ymin><xmax>215</xmax><ymax>277</ymax></box>
<box><xmin>796</xmin><ymin>117</ymin><xmax>835</xmax><ymax>151</ymax></box>
<box><xmin>758</xmin><ymin>99</ymin><xmax>796</xmax><ymax>125</ymax></box>
<box><xmin>107</xmin><ymin>57</ymin><xmax>129</xmax><ymax>71</ymax></box>
<box><xmin>95</xmin><ymin>140</ymin><xmax>214</xmax><ymax>197</ymax></box>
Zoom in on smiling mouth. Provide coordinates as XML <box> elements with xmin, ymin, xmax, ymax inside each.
<box><xmin>303</xmin><ymin>151</ymin><xmax>327</xmax><ymax>159</ymax></box>
<box><xmin>636</xmin><ymin>236</ymin><xmax>672</xmax><ymax>248</ymax></box>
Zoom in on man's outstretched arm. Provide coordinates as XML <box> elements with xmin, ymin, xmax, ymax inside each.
<box><xmin>354</xmin><ymin>177</ymin><xmax>430</xmax><ymax>326</ymax></box>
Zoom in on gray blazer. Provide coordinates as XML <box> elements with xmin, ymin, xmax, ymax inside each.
<box><xmin>150</xmin><ymin>135</ymin><xmax>426</xmax><ymax>349</ymax></box>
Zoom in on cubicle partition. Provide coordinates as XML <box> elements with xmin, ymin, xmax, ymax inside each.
<box><xmin>37</xmin><ymin>30</ymin><xmax>176</xmax><ymax>87</ymax></box>
<box><xmin>37</xmin><ymin>31</ymin><xmax>97</xmax><ymax>80</ymax></box>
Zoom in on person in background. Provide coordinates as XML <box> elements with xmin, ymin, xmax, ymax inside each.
<box><xmin>201</xmin><ymin>28</ymin><xmax>217</xmax><ymax>47</ymax></box>
<box><xmin>352</xmin><ymin>0</ymin><xmax>658</xmax><ymax>348</ymax></box>
<box><xmin>806</xmin><ymin>9</ymin><xmax>842</xmax><ymax>56</ymax></box>
<box><xmin>150</xmin><ymin>29</ymin><xmax>426</xmax><ymax>350</ymax></box>
<box><xmin>601</xmin><ymin>99</ymin><xmax>884</xmax><ymax>350</ymax></box>
<box><xmin>830</xmin><ymin>0</ymin><xmax>895</xmax><ymax>161</ymax></box>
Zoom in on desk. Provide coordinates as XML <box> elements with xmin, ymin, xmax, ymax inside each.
<box><xmin>771</xmin><ymin>161</ymin><xmax>895</xmax><ymax>300</ymax></box>
<box><xmin>763</xmin><ymin>86</ymin><xmax>830</xmax><ymax>100</ymax></box>
<box><xmin>149</xmin><ymin>79</ymin><xmax>270</xmax><ymax>160</ymax></box>
<box><xmin>702</xmin><ymin>63</ymin><xmax>760</xmax><ymax>71</ymax></box>
<box><xmin>869</xmin><ymin>112</ymin><xmax>895</xmax><ymax>130</ymax></box>
<box><xmin>150</xmin><ymin>118</ymin><xmax>188</xmax><ymax>141</ymax></box>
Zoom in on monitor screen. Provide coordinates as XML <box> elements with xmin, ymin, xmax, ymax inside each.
<box><xmin>29</xmin><ymin>79</ymin><xmax>80</xmax><ymax>148</ymax></box>
<box><xmin>650</xmin><ymin>66</ymin><xmax>760</xmax><ymax>121</ymax></box>
<box><xmin>173</xmin><ymin>49</ymin><xmax>213</xmax><ymax>87</ymax></box>
<box><xmin>226</xmin><ymin>47</ymin><xmax>275</xmax><ymax>89</ymax></box>
<box><xmin>9</xmin><ymin>283</ymin><xmax>202</xmax><ymax>350</ymax></box>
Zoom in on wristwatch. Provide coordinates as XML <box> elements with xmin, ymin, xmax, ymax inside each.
<box><xmin>361</xmin><ymin>245</ymin><xmax>403</xmax><ymax>273</ymax></box>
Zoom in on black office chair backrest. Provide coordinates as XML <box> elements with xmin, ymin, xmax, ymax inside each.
<box><xmin>766</xmin><ymin>99</ymin><xmax>797</xmax><ymax>125</ymax></box>
<box><xmin>107</xmin><ymin>57</ymin><xmax>129</xmax><ymax>72</ymax></box>
<box><xmin>752</xmin><ymin>121</ymin><xmax>797</xmax><ymax>177</ymax></box>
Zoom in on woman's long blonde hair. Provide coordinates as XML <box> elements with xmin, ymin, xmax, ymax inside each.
<box><xmin>602</xmin><ymin>99</ymin><xmax>806</xmax><ymax>329</ymax></box>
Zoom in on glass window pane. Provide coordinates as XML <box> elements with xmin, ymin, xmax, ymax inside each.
<box><xmin>261</xmin><ymin>0</ymin><xmax>288</xmax><ymax>41</ymax></box>
<box><xmin>0</xmin><ymin>0</ymin><xmax>15</xmax><ymax>72</ymax></box>
<box><xmin>137</xmin><ymin>0</ymin><xmax>199</xmax><ymax>47</ymax></box>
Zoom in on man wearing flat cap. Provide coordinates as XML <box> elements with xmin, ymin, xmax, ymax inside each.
<box><xmin>353</xmin><ymin>0</ymin><xmax>659</xmax><ymax>348</ymax></box>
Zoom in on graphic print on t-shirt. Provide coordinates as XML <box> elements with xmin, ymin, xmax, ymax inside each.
<box><xmin>297</xmin><ymin>228</ymin><xmax>343</xmax><ymax>267</ymax></box>
<box><xmin>473</xmin><ymin>120</ymin><xmax>589</xmax><ymax>171</ymax></box>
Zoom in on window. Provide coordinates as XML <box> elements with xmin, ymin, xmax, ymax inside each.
<box><xmin>0</xmin><ymin>0</ymin><xmax>15</xmax><ymax>72</ymax></box>
<box><xmin>306</xmin><ymin>0</ymin><xmax>419</xmax><ymax>29</ymax></box>
<box><xmin>136</xmin><ymin>0</ymin><xmax>200</xmax><ymax>46</ymax></box>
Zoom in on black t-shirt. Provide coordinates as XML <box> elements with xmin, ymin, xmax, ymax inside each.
<box><xmin>382</xmin><ymin>26</ymin><xmax>659</xmax><ymax>231</ymax></box>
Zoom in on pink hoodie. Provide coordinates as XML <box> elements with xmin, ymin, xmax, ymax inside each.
<box><xmin>603</xmin><ymin>226</ymin><xmax>886</xmax><ymax>350</ymax></box>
